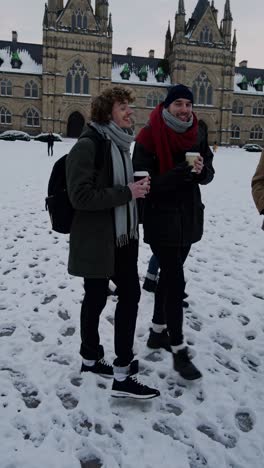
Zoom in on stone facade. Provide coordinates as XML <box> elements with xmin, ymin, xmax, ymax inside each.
<box><xmin>0</xmin><ymin>0</ymin><xmax>263</xmax><ymax>145</ymax></box>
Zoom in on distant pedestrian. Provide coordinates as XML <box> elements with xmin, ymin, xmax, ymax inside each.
<box><xmin>213</xmin><ymin>141</ymin><xmax>218</xmax><ymax>152</ymax></box>
<box><xmin>251</xmin><ymin>149</ymin><xmax>264</xmax><ymax>231</ymax></box>
<box><xmin>47</xmin><ymin>131</ymin><xmax>55</xmax><ymax>156</ymax></box>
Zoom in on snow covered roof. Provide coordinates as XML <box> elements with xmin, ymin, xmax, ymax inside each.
<box><xmin>112</xmin><ymin>54</ymin><xmax>171</xmax><ymax>87</ymax></box>
<box><xmin>0</xmin><ymin>41</ymin><xmax>42</xmax><ymax>75</ymax></box>
<box><xmin>234</xmin><ymin>70</ymin><xmax>264</xmax><ymax>96</ymax></box>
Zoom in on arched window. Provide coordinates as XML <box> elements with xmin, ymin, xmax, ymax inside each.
<box><xmin>0</xmin><ymin>106</ymin><xmax>12</xmax><ymax>124</ymax></box>
<box><xmin>74</xmin><ymin>73</ymin><xmax>81</xmax><ymax>94</ymax></box>
<box><xmin>25</xmin><ymin>80</ymin><xmax>38</xmax><ymax>98</ymax></box>
<box><xmin>252</xmin><ymin>100</ymin><xmax>264</xmax><ymax>116</ymax></box>
<box><xmin>72</xmin><ymin>9</ymin><xmax>87</xmax><ymax>30</ymax></box>
<box><xmin>83</xmin><ymin>15</ymin><xmax>88</xmax><ymax>29</ymax></box>
<box><xmin>192</xmin><ymin>72</ymin><xmax>213</xmax><ymax>105</ymax></box>
<box><xmin>77</xmin><ymin>11</ymin><xmax>82</xmax><ymax>28</ymax></box>
<box><xmin>66</xmin><ymin>72</ymin><xmax>72</xmax><ymax>93</ymax></box>
<box><xmin>24</xmin><ymin>108</ymin><xmax>40</xmax><ymax>127</ymax></box>
<box><xmin>250</xmin><ymin>125</ymin><xmax>263</xmax><ymax>140</ymax></box>
<box><xmin>0</xmin><ymin>79</ymin><xmax>12</xmax><ymax>96</ymax></box>
<box><xmin>65</xmin><ymin>61</ymin><xmax>89</xmax><ymax>95</ymax></box>
<box><xmin>231</xmin><ymin>125</ymin><xmax>240</xmax><ymax>139</ymax></box>
<box><xmin>83</xmin><ymin>73</ymin><xmax>89</xmax><ymax>94</ymax></box>
<box><xmin>232</xmin><ymin>100</ymin><xmax>243</xmax><ymax>114</ymax></box>
<box><xmin>200</xmin><ymin>26</ymin><xmax>213</xmax><ymax>43</ymax></box>
<box><xmin>71</xmin><ymin>14</ymin><xmax>76</xmax><ymax>29</ymax></box>
<box><xmin>146</xmin><ymin>92</ymin><xmax>165</xmax><ymax>108</ymax></box>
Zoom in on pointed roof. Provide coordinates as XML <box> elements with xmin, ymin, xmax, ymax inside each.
<box><xmin>166</xmin><ymin>21</ymin><xmax>171</xmax><ymax>40</ymax></box>
<box><xmin>191</xmin><ymin>0</ymin><xmax>210</xmax><ymax>23</ymax></box>
<box><xmin>224</xmin><ymin>0</ymin><xmax>232</xmax><ymax>20</ymax></box>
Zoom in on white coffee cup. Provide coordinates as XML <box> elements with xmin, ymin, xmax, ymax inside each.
<box><xmin>134</xmin><ymin>171</ymin><xmax>149</xmax><ymax>186</ymax></box>
<box><xmin>185</xmin><ymin>153</ymin><xmax>200</xmax><ymax>172</ymax></box>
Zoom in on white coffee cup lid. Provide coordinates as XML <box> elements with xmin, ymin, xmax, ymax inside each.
<box><xmin>134</xmin><ymin>171</ymin><xmax>149</xmax><ymax>176</ymax></box>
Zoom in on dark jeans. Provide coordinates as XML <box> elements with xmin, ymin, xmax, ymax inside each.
<box><xmin>48</xmin><ymin>143</ymin><xmax>53</xmax><ymax>155</ymax></box>
<box><xmin>150</xmin><ymin>244</ymin><xmax>191</xmax><ymax>346</ymax></box>
<box><xmin>80</xmin><ymin>240</ymin><xmax>141</xmax><ymax>367</ymax></box>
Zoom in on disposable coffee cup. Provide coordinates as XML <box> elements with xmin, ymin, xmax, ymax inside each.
<box><xmin>134</xmin><ymin>171</ymin><xmax>149</xmax><ymax>183</ymax></box>
<box><xmin>185</xmin><ymin>153</ymin><xmax>200</xmax><ymax>172</ymax></box>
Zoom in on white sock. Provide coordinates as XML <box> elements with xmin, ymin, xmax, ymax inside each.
<box><xmin>152</xmin><ymin>323</ymin><xmax>167</xmax><ymax>333</ymax></box>
<box><xmin>171</xmin><ymin>343</ymin><xmax>186</xmax><ymax>354</ymax></box>
<box><xmin>83</xmin><ymin>358</ymin><xmax>96</xmax><ymax>366</ymax></box>
<box><xmin>113</xmin><ymin>364</ymin><xmax>130</xmax><ymax>382</ymax></box>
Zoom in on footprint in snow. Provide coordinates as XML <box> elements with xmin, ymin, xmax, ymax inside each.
<box><xmin>30</xmin><ymin>331</ymin><xmax>45</xmax><ymax>342</ymax></box>
<box><xmin>197</xmin><ymin>423</ymin><xmax>237</xmax><ymax>448</ymax></box>
<box><xmin>0</xmin><ymin>324</ymin><xmax>16</xmax><ymax>337</ymax></box>
<box><xmin>57</xmin><ymin>388</ymin><xmax>79</xmax><ymax>410</ymax></box>
<box><xmin>241</xmin><ymin>353</ymin><xmax>260</xmax><ymax>372</ymax></box>
<box><xmin>0</xmin><ymin>366</ymin><xmax>41</xmax><ymax>408</ymax></box>
<box><xmin>79</xmin><ymin>458</ymin><xmax>103</xmax><ymax>468</ymax></box>
<box><xmin>235</xmin><ymin>409</ymin><xmax>255</xmax><ymax>432</ymax></box>
<box><xmin>237</xmin><ymin>314</ymin><xmax>250</xmax><ymax>326</ymax></box>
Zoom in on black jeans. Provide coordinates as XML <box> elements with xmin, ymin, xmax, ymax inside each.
<box><xmin>48</xmin><ymin>143</ymin><xmax>53</xmax><ymax>155</ymax></box>
<box><xmin>150</xmin><ymin>244</ymin><xmax>191</xmax><ymax>346</ymax></box>
<box><xmin>80</xmin><ymin>240</ymin><xmax>141</xmax><ymax>367</ymax></box>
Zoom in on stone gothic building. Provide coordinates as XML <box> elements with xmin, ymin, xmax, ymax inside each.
<box><xmin>0</xmin><ymin>0</ymin><xmax>263</xmax><ymax>145</ymax></box>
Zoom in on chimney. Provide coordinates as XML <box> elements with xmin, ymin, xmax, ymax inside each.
<box><xmin>239</xmin><ymin>60</ymin><xmax>248</xmax><ymax>68</ymax></box>
<box><xmin>126</xmin><ymin>47</ymin><xmax>132</xmax><ymax>56</ymax></box>
<box><xmin>12</xmin><ymin>31</ymin><xmax>18</xmax><ymax>43</ymax></box>
<box><xmin>149</xmin><ymin>49</ymin><xmax>155</xmax><ymax>58</ymax></box>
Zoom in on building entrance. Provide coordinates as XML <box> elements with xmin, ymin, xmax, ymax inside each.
<box><xmin>67</xmin><ymin>112</ymin><xmax>85</xmax><ymax>138</ymax></box>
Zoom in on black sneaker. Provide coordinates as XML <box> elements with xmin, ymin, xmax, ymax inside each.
<box><xmin>111</xmin><ymin>375</ymin><xmax>160</xmax><ymax>399</ymax></box>
<box><xmin>81</xmin><ymin>358</ymin><xmax>113</xmax><ymax>377</ymax></box>
<box><xmin>142</xmin><ymin>277</ymin><xmax>157</xmax><ymax>293</ymax></box>
<box><xmin>147</xmin><ymin>328</ymin><xmax>171</xmax><ymax>352</ymax></box>
<box><xmin>173</xmin><ymin>347</ymin><xmax>202</xmax><ymax>381</ymax></box>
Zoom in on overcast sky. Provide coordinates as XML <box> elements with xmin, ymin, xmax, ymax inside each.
<box><xmin>1</xmin><ymin>0</ymin><xmax>263</xmax><ymax>69</ymax></box>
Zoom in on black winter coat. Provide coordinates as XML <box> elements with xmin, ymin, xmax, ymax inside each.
<box><xmin>132</xmin><ymin>121</ymin><xmax>214</xmax><ymax>247</ymax></box>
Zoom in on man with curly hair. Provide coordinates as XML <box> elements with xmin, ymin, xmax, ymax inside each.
<box><xmin>66</xmin><ymin>87</ymin><xmax>159</xmax><ymax>399</ymax></box>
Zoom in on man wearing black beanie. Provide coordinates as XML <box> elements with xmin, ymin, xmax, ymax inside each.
<box><xmin>133</xmin><ymin>84</ymin><xmax>214</xmax><ymax>381</ymax></box>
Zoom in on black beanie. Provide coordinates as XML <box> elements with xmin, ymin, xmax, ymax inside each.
<box><xmin>164</xmin><ymin>84</ymin><xmax>194</xmax><ymax>108</ymax></box>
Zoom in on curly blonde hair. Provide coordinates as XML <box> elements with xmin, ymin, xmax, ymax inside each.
<box><xmin>91</xmin><ymin>86</ymin><xmax>134</xmax><ymax>124</ymax></box>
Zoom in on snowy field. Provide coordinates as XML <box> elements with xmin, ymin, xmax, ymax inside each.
<box><xmin>0</xmin><ymin>139</ymin><xmax>264</xmax><ymax>468</ymax></box>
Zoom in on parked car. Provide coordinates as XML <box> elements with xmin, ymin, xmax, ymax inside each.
<box><xmin>244</xmin><ymin>144</ymin><xmax>263</xmax><ymax>152</ymax></box>
<box><xmin>0</xmin><ymin>130</ymin><xmax>31</xmax><ymax>141</ymax></box>
<box><xmin>34</xmin><ymin>133</ymin><xmax>63</xmax><ymax>142</ymax></box>
<box><xmin>0</xmin><ymin>133</ymin><xmax>16</xmax><ymax>141</ymax></box>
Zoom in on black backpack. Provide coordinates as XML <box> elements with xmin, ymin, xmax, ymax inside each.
<box><xmin>45</xmin><ymin>130</ymin><xmax>105</xmax><ymax>234</ymax></box>
<box><xmin>45</xmin><ymin>154</ymin><xmax>73</xmax><ymax>234</ymax></box>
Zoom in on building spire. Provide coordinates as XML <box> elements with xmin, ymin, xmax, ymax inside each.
<box><xmin>224</xmin><ymin>0</ymin><xmax>232</xmax><ymax>20</ymax></box>
<box><xmin>178</xmin><ymin>0</ymin><xmax>185</xmax><ymax>15</ymax></box>
<box><xmin>232</xmin><ymin>28</ymin><xmax>237</xmax><ymax>51</ymax></box>
<box><xmin>166</xmin><ymin>20</ymin><xmax>171</xmax><ymax>39</ymax></box>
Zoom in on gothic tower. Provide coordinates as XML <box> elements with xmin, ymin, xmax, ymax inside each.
<box><xmin>165</xmin><ymin>0</ymin><xmax>236</xmax><ymax>144</ymax></box>
<box><xmin>42</xmin><ymin>0</ymin><xmax>113</xmax><ymax>136</ymax></box>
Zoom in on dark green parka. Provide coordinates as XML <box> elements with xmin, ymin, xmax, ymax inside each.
<box><xmin>66</xmin><ymin>126</ymin><xmax>132</xmax><ymax>278</ymax></box>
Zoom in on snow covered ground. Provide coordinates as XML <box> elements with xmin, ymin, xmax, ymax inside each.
<box><xmin>0</xmin><ymin>140</ymin><xmax>264</xmax><ymax>468</ymax></box>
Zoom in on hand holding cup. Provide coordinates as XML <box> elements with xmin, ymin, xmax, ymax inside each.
<box><xmin>185</xmin><ymin>153</ymin><xmax>204</xmax><ymax>174</ymax></box>
<box><xmin>128</xmin><ymin>171</ymin><xmax>150</xmax><ymax>199</ymax></box>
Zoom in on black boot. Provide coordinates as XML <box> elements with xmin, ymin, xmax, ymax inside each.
<box><xmin>147</xmin><ymin>328</ymin><xmax>171</xmax><ymax>352</ymax></box>
<box><xmin>173</xmin><ymin>347</ymin><xmax>202</xmax><ymax>380</ymax></box>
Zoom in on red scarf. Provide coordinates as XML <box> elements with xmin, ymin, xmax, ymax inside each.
<box><xmin>136</xmin><ymin>103</ymin><xmax>198</xmax><ymax>174</ymax></box>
